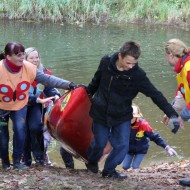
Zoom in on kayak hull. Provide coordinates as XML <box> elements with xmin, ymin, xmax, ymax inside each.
<box><xmin>47</xmin><ymin>87</ymin><xmax>93</xmax><ymax>162</ymax></box>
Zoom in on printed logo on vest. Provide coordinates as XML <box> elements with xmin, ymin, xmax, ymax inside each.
<box><xmin>0</xmin><ymin>81</ymin><xmax>30</xmax><ymax>102</ymax></box>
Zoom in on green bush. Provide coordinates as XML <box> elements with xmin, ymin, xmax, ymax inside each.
<box><xmin>0</xmin><ymin>0</ymin><xmax>189</xmax><ymax>25</ymax></box>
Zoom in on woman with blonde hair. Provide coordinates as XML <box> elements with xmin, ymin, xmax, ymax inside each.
<box><xmin>24</xmin><ymin>47</ymin><xmax>60</xmax><ymax>166</ymax></box>
<box><xmin>164</xmin><ymin>39</ymin><xmax>190</xmax><ymax>123</ymax></box>
<box><xmin>164</xmin><ymin>39</ymin><xmax>190</xmax><ymax>187</ymax></box>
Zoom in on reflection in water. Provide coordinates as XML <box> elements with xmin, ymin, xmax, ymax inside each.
<box><xmin>1</xmin><ymin>20</ymin><xmax>190</xmax><ymax>168</ymax></box>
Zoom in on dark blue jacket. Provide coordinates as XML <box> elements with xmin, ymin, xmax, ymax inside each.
<box><xmin>129</xmin><ymin>119</ymin><xmax>167</xmax><ymax>154</ymax></box>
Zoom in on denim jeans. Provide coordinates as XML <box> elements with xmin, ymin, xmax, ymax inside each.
<box><xmin>180</xmin><ymin>106</ymin><xmax>190</xmax><ymax>122</ymax></box>
<box><xmin>0</xmin><ymin>106</ymin><xmax>27</xmax><ymax>162</ymax></box>
<box><xmin>60</xmin><ymin>146</ymin><xmax>74</xmax><ymax>166</ymax></box>
<box><xmin>122</xmin><ymin>153</ymin><xmax>145</xmax><ymax>169</ymax></box>
<box><xmin>11</xmin><ymin>106</ymin><xmax>27</xmax><ymax>160</ymax></box>
<box><xmin>0</xmin><ymin>115</ymin><xmax>9</xmax><ymax>163</ymax></box>
<box><xmin>24</xmin><ymin>103</ymin><xmax>44</xmax><ymax>161</ymax></box>
<box><xmin>87</xmin><ymin>120</ymin><xmax>131</xmax><ymax>174</ymax></box>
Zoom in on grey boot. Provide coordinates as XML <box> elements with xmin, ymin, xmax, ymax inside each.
<box><xmin>13</xmin><ymin>158</ymin><xmax>28</xmax><ymax>170</ymax></box>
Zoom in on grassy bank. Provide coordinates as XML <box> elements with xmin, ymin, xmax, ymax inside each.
<box><xmin>0</xmin><ymin>0</ymin><xmax>190</xmax><ymax>27</ymax></box>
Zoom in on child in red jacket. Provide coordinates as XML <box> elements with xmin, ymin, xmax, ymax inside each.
<box><xmin>122</xmin><ymin>105</ymin><xmax>178</xmax><ymax>170</ymax></box>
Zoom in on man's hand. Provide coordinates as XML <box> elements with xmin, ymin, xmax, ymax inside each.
<box><xmin>163</xmin><ymin>114</ymin><xmax>169</xmax><ymax>125</ymax></box>
<box><xmin>169</xmin><ymin>116</ymin><xmax>180</xmax><ymax>134</ymax></box>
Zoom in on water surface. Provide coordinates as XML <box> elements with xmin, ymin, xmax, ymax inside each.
<box><xmin>1</xmin><ymin>20</ymin><xmax>190</xmax><ymax>168</ymax></box>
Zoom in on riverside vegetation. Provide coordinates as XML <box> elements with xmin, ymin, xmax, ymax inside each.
<box><xmin>0</xmin><ymin>0</ymin><xmax>190</xmax><ymax>29</ymax></box>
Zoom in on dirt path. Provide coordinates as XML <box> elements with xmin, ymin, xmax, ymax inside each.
<box><xmin>0</xmin><ymin>160</ymin><xmax>190</xmax><ymax>190</ymax></box>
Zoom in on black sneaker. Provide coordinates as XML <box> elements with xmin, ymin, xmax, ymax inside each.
<box><xmin>35</xmin><ymin>156</ymin><xmax>44</xmax><ymax>166</ymax></box>
<box><xmin>2</xmin><ymin>164</ymin><xmax>11</xmax><ymax>171</ymax></box>
<box><xmin>85</xmin><ymin>162</ymin><xmax>99</xmax><ymax>173</ymax></box>
<box><xmin>179</xmin><ymin>178</ymin><xmax>190</xmax><ymax>187</ymax></box>
<box><xmin>102</xmin><ymin>170</ymin><xmax>128</xmax><ymax>180</ymax></box>
<box><xmin>2</xmin><ymin>159</ymin><xmax>11</xmax><ymax>171</ymax></box>
<box><xmin>24</xmin><ymin>159</ymin><xmax>32</xmax><ymax>167</ymax></box>
<box><xmin>35</xmin><ymin>159</ymin><xmax>44</xmax><ymax>166</ymax></box>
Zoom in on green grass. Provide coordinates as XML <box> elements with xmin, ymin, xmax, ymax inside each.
<box><xmin>0</xmin><ymin>0</ymin><xmax>190</xmax><ymax>25</ymax></box>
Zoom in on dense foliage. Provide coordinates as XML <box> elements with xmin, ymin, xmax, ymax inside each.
<box><xmin>0</xmin><ymin>0</ymin><xmax>190</xmax><ymax>25</ymax></box>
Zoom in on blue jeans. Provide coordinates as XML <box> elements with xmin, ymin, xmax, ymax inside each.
<box><xmin>0</xmin><ymin>115</ymin><xmax>9</xmax><ymax>163</ymax></box>
<box><xmin>180</xmin><ymin>106</ymin><xmax>190</xmax><ymax>121</ymax></box>
<box><xmin>87</xmin><ymin>120</ymin><xmax>131</xmax><ymax>174</ymax></box>
<box><xmin>24</xmin><ymin>103</ymin><xmax>44</xmax><ymax>161</ymax></box>
<box><xmin>122</xmin><ymin>153</ymin><xmax>145</xmax><ymax>169</ymax></box>
<box><xmin>60</xmin><ymin>146</ymin><xmax>74</xmax><ymax>167</ymax></box>
<box><xmin>0</xmin><ymin>106</ymin><xmax>27</xmax><ymax>162</ymax></box>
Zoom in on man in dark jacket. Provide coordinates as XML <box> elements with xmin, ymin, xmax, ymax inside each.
<box><xmin>86</xmin><ymin>41</ymin><xmax>181</xmax><ymax>179</ymax></box>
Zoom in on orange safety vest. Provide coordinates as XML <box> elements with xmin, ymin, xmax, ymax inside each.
<box><xmin>0</xmin><ymin>60</ymin><xmax>36</xmax><ymax>110</ymax></box>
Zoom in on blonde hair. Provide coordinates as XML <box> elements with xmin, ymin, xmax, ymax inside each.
<box><xmin>165</xmin><ymin>39</ymin><xmax>190</xmax><ymax>57</ymax></box>
<box><xmin>25</xmin><ymin>47</ymin><xmax>43</xmax><ymax>71</ymax></box>
<box><xmin>132</xmin><ymin>104</ymin><xmax>143</xmax><ymax>118</ymax></box>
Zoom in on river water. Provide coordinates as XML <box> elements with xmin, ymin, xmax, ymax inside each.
<box><xmin>1</xmin><ymin>20</ymin><xmax>190</xmax><ymax>169</ymax></box>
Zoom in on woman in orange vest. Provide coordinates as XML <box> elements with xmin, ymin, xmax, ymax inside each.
<box><xmin>0</xmin><ymin>42</ymin><xmax>78</xmax><ymax>170</ymax></box>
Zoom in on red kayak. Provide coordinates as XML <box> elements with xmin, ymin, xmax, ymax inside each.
<box><xmin>47</xmin><ymin>87</ymin><xmax>94</xmax><ymax>162</ymax></box>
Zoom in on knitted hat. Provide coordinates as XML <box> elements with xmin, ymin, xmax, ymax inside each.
<box><xmin>132</xmin><ymin>105</ymin><xmax>143</xmax><ymax>117</ymax></box>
